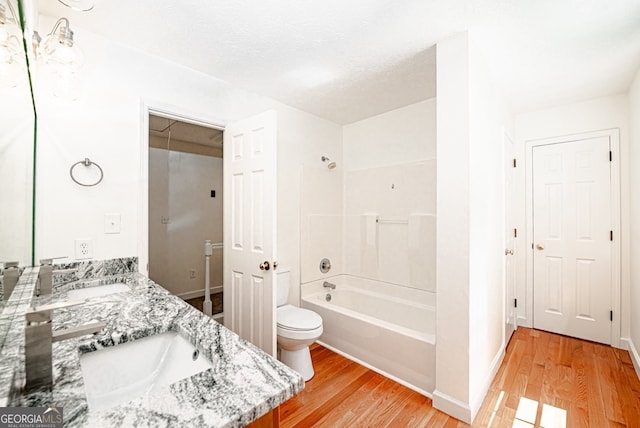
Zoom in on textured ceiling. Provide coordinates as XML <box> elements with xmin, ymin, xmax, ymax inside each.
<box><xmin>39</xmin><ymin>0</ymin><xmax>640</xmax><ymax>124</ymax></box>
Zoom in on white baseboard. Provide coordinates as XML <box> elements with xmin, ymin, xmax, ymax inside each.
<box><xmin>626</xmin><ymin>338</ymin><xmax>640</xmax><ymax>381</ymax></box>
<box><xmin>517</xmin><ymin>315</ymin><xmax>531</xmax><ymax>328</ymax></box>
<box><xmin>433</xmin><ymin>390</ymin><xmax>472</xmax><ymax>424</ymax></box>
<box><xmin>433</xmin><ymin>346</ymin><xmax>505</xmax><ymax>425</ymax></box>
<box><xmin>470</xmin><ymin>346</ymin><xmax>505</xmax><ymax>421</ymax></box>
<box><xmin>176</xmin><ymin>285</ymin><xmax>223</xmax><ymax>300</ymax></box>
<box><xmin>619</xmin><ymin>337</ymin><xmax>631</xmax><ymax>351</ymax></box>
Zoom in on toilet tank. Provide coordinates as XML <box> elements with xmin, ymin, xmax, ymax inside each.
<box><xmin>276</xmin><ymin>268</ymin><xmax>291</xmax><ymax>307</ymax></box>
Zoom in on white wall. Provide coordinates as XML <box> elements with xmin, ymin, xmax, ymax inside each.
<box><xmin>33</xmin><ymin>15</ymin><xmax>342</xmax><ymax>302</ymax></box>
<box><xmin>148</xmin><ymin>148</ymin><xmax>223</xmax><ymax>297</ymax></box>
<box><xmin>343</xmin><ymin>98</ymin><xmax>436</xmax><ymax>170</ymax></box>
<box><xmin>628</xmin><ymin>68</ymin><xmax>640</xmax><ymax>371</ymax></box>
<box><xmin>468</xmin><ymin>35</ymin><xmax>514</xmax><ymax>417</ymax></box>
<box><xmin>434</xmin><ymin>33</ymin><xmax>472</xmax><ymax>421</ymax></box>
<box><xmin>515</xmin><ymin>94</ymin><xmax>630</xmax><ymax>342</ymax></box>
<box><xmin>433</xmin><ymin>32</ymin><xmax>514</xmax><ymax>424</ymax></box>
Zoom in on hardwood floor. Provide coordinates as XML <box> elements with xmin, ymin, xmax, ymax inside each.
<box><xmin>280</xmin><ymin>343</ymin><xmax>465</xmax><ymax>427</ymax></box>
<box><xmin>280</xmin><ymin>328</ymin><xmax>640</xmax><ymax>427</ymax></box>
<box><xmin>476</xmin><ymin>327</ymin><xmax>640</xmax><ymax>427</ymax></box>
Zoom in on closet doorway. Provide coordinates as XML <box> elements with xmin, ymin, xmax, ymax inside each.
<box><xmin>148</xmin><ymin>113</ymin><xmax>224</xmax><ymax>319</ymax></box>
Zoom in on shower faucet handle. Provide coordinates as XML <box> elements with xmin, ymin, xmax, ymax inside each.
<box><xmin>319</xmin><ymin>258</ymin><xmax>331</xmax><ymax>273</ymax></box>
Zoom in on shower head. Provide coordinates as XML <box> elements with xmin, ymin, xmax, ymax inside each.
<box><xmin>321</xmin><ymin>156</ymin><xmax>337</xmax><ymax>170</ymax></box>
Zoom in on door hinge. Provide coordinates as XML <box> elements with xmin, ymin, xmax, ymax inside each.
<box><xmin>609</xmin><ymin>151</ymin><xmax>612</xmax><ymax>162</ymax></box>
<box><xmin>610</xmin><ymin>310</ymin><xmax>613</xmax><ymax>322</ymax></box>
<box><xmin>514</xmin><ymin>228</ymin><xmax>518</xmax><ymax>238</ymax></box>
<box><xmin>513</xmin><ymin>158</ymin><xmax>517</xmax><ymax>168</ymax></box>
<box><xmin>610</xmin><ymin>230</ymin><xmax>613</xmax><ymax>241</ymax></box>
<box><xmin>514</xmin><ymin>298</ymin><xmax>518</xmax><ymax>308</ymax></box>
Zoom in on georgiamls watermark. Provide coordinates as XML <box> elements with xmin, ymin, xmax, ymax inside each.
<box><xmin>0</xmin><ymin>407</ymin><xmax>63</xmax><ymax>428</ymax></box>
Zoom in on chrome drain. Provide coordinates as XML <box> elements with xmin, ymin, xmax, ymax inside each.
<box><xmin>325</xmin><ymin>293</ymin><xmax>332</xmax><ymax>302</ymax></box>
<box><xmin>192</xmin><ymin>349</ymin><xmax>200</xmax><ymax>361</ymax></box>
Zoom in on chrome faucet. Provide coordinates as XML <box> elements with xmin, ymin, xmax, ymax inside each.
<box><xmin>25</xmin><ymin>300</ymin><xmax>105</xmax><ymax>392</ymax></box>
<box><xmin>37</xmin><ymin>259</ymin><xmax>54</xmax><ymax>296</ymax></box>
<box><xmin>323</xmin><ymin>281</ymin><xmax>336</xmax><ymax>290</ymax></box>
<box><xmin>2</xmin><ymin>261</ymin><xmax>20</xmax><ymax>302</ymax></box>
<box><xmin>37</xmin><ymin>258</ymin><xmax>77</xmax><ymax>296</ymax></box>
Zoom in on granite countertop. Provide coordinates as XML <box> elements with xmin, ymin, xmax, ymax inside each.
<box><xmin>11</xmin><ymin>273</ymin><xmax>304</xmax><ymax>427</ymax></box>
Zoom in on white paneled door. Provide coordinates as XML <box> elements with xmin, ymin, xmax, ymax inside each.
<box><xmin>532</xmin><ymin>137</ymin><xmax>612</xmax><ymax>344</ymax></box>
<box><xmin>223</xmin><ymin>110</ymin><xmax>277</xmax><ymax>357</ymax></box>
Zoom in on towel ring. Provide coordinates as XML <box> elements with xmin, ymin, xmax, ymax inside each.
<box><xmin>69</xmin><ymin>158</ymin><xmax>104</xmax><ymax>187</ymax></box>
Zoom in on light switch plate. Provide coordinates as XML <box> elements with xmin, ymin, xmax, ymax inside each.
<box><xmin>104</xmin><ymin>213</ymin><xmax>121</xmax><ymax>234</ymax></box>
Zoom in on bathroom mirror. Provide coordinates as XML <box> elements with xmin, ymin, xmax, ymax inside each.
<box><xmin>0</xmin><ymin>0</ymin><xmax>35</xmax><ymax>289</ymax></box>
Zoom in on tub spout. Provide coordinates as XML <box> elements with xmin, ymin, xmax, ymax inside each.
<box><xmin>323</xmin><ymin>281</ymin><xmax>336</xmax><ymax>290</ymax></box>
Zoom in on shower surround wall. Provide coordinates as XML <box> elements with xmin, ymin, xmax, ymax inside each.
<box><xmin>344</xmin><ymin>161</ymin><xmax>436</xmax><ymax>290</ymax></box>
<box><xmin>300</xmin><ymin>165</ymin><xmax>343</xmax><ymax>287</ymax></box>
<box><xmin>342</xmin><ymin>98</ymin><xmax>437</xmax><ymax>289</ymax></box>
<box><xmin>300</xmin><ymin>99</ymin><xmax>437</xmax><ymax>290</ymax></box>
<box><xmin>299</xmin><ymin>98</ymin><xmax>437</xmax><ymax>393</ymax></box>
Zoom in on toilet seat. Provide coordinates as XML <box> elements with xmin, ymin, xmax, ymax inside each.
<box><xmin>277</xmin><ymin>304</ymin><xmax>322</xmax><ymax>330</ymax></box>
<box><xmin>277</xmin><ymin>305</ymin><xmax>323</xmax><ymax>340</ymax></box>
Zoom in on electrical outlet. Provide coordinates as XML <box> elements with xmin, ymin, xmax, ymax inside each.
<box><xmin>189</xmin><ymin>269</ymin><xmax>196</xmax><ymax>279</ymax></box>
<box><xmin>75</xmin><ymin>239</ymin><xmax>93</xmax><ymax>260</ymax></box>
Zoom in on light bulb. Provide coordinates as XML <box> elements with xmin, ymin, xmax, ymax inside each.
<box><xmin>0</xmin><ymin>26</ymin><xmax>22</xmax><ymax>88</ymax></box>
<box><xmin>40</xmin><ymin>25</ymin><xmax>83</xmax><ymax>74</ymax></box>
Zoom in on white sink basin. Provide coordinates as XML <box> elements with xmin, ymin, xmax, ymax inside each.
<box><xmin>67</xmin><ymin>282</ymin><xmax>130</xmax><ymax>300</ymax></box>
<box><xmin>80</xmin><ymin>332</ymin><xmax>215</xmax><ymax>411</ymax></box>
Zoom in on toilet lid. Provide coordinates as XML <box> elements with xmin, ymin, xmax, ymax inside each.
<box><xmin>277</xmin><ymin>305</ymin><xmax>322</xmax><ymax>331</ymax></box>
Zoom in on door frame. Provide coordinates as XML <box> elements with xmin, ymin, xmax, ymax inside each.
<box><xmin>138</xmin><ymin>99</ymin><xmax>225</xmax><ymax>276</ymax></box>
<box><xmin>524</xmin><ymin>128</ymin><xmax>621</xmax><ymax>347</ymax></box>
<box><xmin>503</xmin><ymin>129</ymin><xmax>517</xmax><ymax>344</ymax></box>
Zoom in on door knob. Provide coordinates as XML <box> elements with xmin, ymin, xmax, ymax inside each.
<box><xmin>505</xmin><ymin>249</ymin><xmax>514</xmax><ymax>256</ymax></box>
<box><xmin>536</xmin><ymin>244</ymin><xmax>545</xmax><ymax>251</ymax></box>
<box><xmin>259</xmin><ymin>261</ymin><xmax>270</xmax><ymax>271</ymax></box>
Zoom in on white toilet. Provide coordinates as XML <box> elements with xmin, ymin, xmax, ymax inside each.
<box><xmin>276</xmin><ymin>269</ymin><xmax>323</xmax><ymax>381</ymax></box>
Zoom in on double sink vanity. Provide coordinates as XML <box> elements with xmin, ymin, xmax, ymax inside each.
<box><xmin>0</xmin><ymin>259</ymin><xmax>303</xmax><ymax>427</ymax></box>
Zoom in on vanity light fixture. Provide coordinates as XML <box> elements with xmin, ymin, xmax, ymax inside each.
<box><xmin>34</xmin><ymin>17</ymin><xmax>83</xmax><ymax>75</ymax></box>
<box><xmin>0</xmin><ymin>1</ymin><xmax>23</xmax><ymax>87</ymax></box>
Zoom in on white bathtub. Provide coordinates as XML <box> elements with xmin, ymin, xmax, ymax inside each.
<box><xmin>301</xmin><ymin>275</ymin><xmax>435</xmax><ymax>395</ymax></box>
